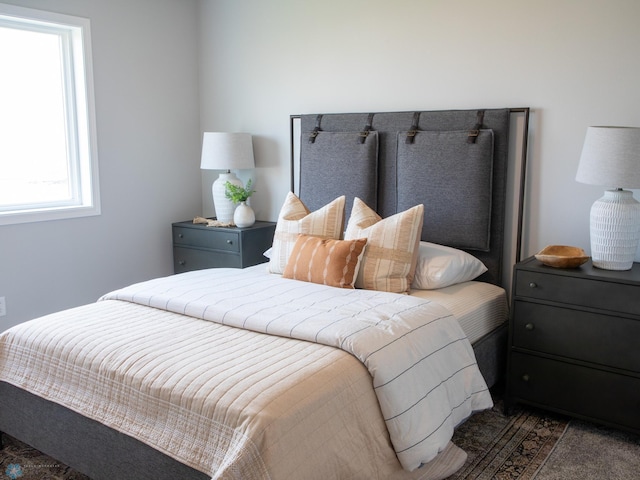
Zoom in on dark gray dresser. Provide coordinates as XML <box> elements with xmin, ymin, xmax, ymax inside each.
<box><xmin>505</xmin><ymin>256</ymin><xmax>640</xmax><ymax>434</ymax></box>
<box><xmin>172</xmin><ymin>220</ymin><xmax>275</xmax><ymax>273</ymax></box>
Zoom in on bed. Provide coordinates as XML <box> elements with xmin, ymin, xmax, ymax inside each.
<box><xmin>0</xmin><ymin>107</ymin><xmax>530</xmax><ymax>480</ymax></box>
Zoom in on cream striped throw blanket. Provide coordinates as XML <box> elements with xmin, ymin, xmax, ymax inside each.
<box><xmin>101</xmin><ymin>267</ymin><xmax>492</xmax><ymax>471</ymax></box>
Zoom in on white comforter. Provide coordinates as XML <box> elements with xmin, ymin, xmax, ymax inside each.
<box><xmin>101</xmin><ymin>267</ymin><xmax>492</xmax><ymax>471</ymax></box>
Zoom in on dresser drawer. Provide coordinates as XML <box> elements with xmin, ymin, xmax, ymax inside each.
<box><xmin>512</xmin><ymin>300</ymin><xmax>640</xmax><ymax>371</ymax></box>
<box><xmin>173</xmin><ymin>227</ymin><xmax>239</xmax><ymax>253</ymax></box>
<box><xmin>509</xmin><ymin>352</ymin><xmax>640</xmax><ymax>432</ymax></box>
<box><xmin>515</xmin><ymin>270</ymin><xmax>640</xmax><ymax>316</ymax></box>
<box><xmin>173</xmin><ymin>247</ymin><xmax>241</xmax><ymax>273</ymax></box>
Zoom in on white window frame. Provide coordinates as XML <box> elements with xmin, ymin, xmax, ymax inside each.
<box><xmin>0</xmin><ymin>3</ymin><xmax>100</xmax><ymax>225</ymax></box>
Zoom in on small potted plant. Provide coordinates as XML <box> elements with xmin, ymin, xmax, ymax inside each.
<box><xmin>225</xmin><ymin>179</ymin><xmax>255</xmax><ymax>227</ymax></box>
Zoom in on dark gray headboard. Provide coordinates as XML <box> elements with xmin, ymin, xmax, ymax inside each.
<box><xmin>290</xmin><ymin>108</ymin><xmax>530</xmax><ymax>287</ymax></box>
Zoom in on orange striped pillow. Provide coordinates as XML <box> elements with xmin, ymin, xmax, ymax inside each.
<box><xmin>283</xmin><ymin>235</ymin><xmax>367</xmax><ymax>289</ymax></box>
<box><xmin>344</xmin><ymin>198</ymin><xmax>424</xmax><ymax>293</ymax></box>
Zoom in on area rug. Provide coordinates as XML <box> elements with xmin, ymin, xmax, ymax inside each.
<box><xmin>0</xmin><ymin>434</ymin><xmax>89</xmax><ymax>480</ymax></box>
<box><xmin>449</xmin><ymin>396</ymin><xmax>640</xmax><ymax>480</ymax></box>
<box><xmin>2</xmin><ymin>396</ymin><xmax>639</xmax><ymax>480</ymax></box>
<box><xmin>448</xmin><ymin>399</ymin><xmax>569</xmax><ymax>479</ymax></box>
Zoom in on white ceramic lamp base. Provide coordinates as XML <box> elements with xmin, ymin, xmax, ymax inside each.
<box><xmin>212</xmin><ymin>172</ymin><xmax>243</xmax><ymax>224</ymax></box>
<box><xmin>589</xmin><ymin>189</ymin><xmax>640</xmax><ymax>270</ymax></box>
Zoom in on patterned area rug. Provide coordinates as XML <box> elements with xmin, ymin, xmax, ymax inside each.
<box><xmin>2</xmin><ymin>394</ymin><xmax>639</xmax><ymax>480</ymax></box>
<box><xmin>448</xmin><ymin>398</ymin><xmax>569</xmax><ymax>480</ymax></box>
<box><xmin>0</xmin><ymin>434</ymin><xmax>89</xmax><ymax>480</ymax></box>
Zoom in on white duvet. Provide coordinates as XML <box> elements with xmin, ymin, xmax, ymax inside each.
<box><xmin>101</xmin><ymin>267</ymin><xmax>492</xmax><ymax>471</ymax></box>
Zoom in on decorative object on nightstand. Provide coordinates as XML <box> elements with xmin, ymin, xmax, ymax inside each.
<box><xmin>225</xmin><ymin>179</ymin><xmax>256</xmax><ymax>228</ymax></box>
<box><xmin>200</xmin><ymin>132</ymin><xmax>255</xmax><ymax>224</ymax></box>
<box><xmin>233</xmin><ymin>202</ymin><xmax>255</xmax><ymax>228</ymax></box>
<box><xmin>534</xmin><ymin>245</ymin><xmax>589</xmax><ymax>268</ymax></box>
<box><xmin>172</xmin><ymin>219</ymin><xmax>276</xmax><ymax>273</ymax></box>
<box><xmin>575</xmin><ymin>126</ymin><xmax>640</xmax><ymax>270</ymax></box>
<box><xmin>505</xmin><ymin>257</ymin><xmax>640</xmax><ymax>435</ymax></box>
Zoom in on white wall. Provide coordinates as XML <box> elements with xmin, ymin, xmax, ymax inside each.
<box><xmin>198</xmin><ymin>0</ymin><xmax>640</xmax><ymax>261</ymax></box>
<box><xmin>3</xmin><ymin>0</ymin><xmax>639</xmax><ymax>329</ymax></box>
<box><xmin>0</xmin><ymin>0</ymin><xmax>201</xmax><ymax>329</ymax></box>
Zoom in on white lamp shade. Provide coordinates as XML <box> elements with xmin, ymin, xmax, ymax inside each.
<box><xmin>576</xmin><ymin>126</ymin><xmax>640</xmax><ymax>188</ymax></box>
<box><xmin>200</xmin><ymin>132</ymin><xmax>255</xmax><ymax>170</ymax></box>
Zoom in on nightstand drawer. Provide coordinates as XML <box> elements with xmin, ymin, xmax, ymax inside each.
<box><xmin>173</xmin><ymin>247</ymin><xmax>241</xmax><ymax>273</ymax></box>
<box><xmin>515</xmin><ymin>270</ymin><xmax>640</xmax><ymax>316</ymax></box>
<box><xmin>513</xmin><ymin>300</ymin><xmax>640</xmax><ymax>371</ymax></box>
<box><xmin>173</xmin><ymin>227</ymin><xmax>240</xmax><ymax>253</ymax></box>
<box><xmin>509</xmin><ymin>352</ymin><xmax>640</xmax><ymax>432</ymax></box>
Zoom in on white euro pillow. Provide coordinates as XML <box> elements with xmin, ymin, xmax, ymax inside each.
<box><xmin>411</xmin><ymin>242</ymin><xmax>487</xmax><ymax>290</ymax></box>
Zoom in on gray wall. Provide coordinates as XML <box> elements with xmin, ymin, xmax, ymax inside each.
<box><xmin>199</xmin><ymin>0</ymin><xmax>640</xmax><ymax>262</ymax></box>
<box><xmin>0</xmin><ymin>0</ymin><xmax>201</xmax><ymax>329</ymax></box>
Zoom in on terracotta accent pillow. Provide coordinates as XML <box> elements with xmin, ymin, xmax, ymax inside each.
<box><xmin>268</xmin><ymin>193</ymin><xmax>346</xmax><ymax>274</ymax></box>
<box><xmin>283</xmin><ymin>235</ymin><xmax>367</xmax><ymax>289</ymax></box>
<box><xmin>344</xmin><ymin>198</ymin><xmax>424</xmax><ymax>293</ymax></box>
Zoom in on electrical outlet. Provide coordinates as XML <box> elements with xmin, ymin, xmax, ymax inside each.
<box><xmin>0</xmin><ymin>297</ymin><xmax>6</xmax><ymax>317</ymax></box>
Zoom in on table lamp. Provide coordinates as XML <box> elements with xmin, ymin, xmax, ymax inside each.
<box><xmin>576</xmin><ymin>126</ymin><xmax>640</xmax><ymax>270</ymax></box>
<box><xmin>200</xmin><ymin>132</ymin><xmax>255</xmax><ymax>224</ymax></box>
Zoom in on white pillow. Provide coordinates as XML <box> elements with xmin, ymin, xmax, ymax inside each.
<box><xmin>268</xmin><ymin>192</ymin><xmax>346</xmax><ymax>274</ymax></box>
<box><xmin>411</xmin><ymin>242</ymin><xmax>487</xmax><ymax>290</ymax></box>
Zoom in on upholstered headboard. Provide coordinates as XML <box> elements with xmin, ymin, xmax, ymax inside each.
<box><xmin>290</xmin><ymin>108</ymin><xmax>530</xmax><ymax>287</ymax></box>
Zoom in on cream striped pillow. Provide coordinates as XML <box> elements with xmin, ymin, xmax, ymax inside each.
<box><xmin>344</xmin><ymin>198</ymin><xmax>424</xmax><ymax>293</ymax></box>
<box><xmin>283</xmin><ymin>235</ymin><xmax>367</xmax><ymax>288</ymax></box>
<box><xmin>268</xmin><ymin>193</ymin><xmax>346</xmax><ymax>274</ymax></box>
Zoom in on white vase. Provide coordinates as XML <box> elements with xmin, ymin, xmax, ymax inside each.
<box><xmin>234</xmin><ymin>201</ymin><xmax>255</xmax><ymax>228</ymax></box>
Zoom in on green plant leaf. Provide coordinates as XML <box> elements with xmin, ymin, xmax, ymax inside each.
<box><xmin>224</xmin><ymin>179</ymin><xmax>255</xmax><ymax>203</ymax></box>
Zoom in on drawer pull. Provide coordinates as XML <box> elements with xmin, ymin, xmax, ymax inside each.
<box><xmin>522</xmin><ymin>374</ymin><xmax>530</xmax><ymax>382</ymax></box>
<box><xmin>529</xmin><ymin>282</ymin><xmax>537</xmax><ymax>289</ymax></box>
<box><xmin>178</xmin><ymin>260</ymin><xmax>186</xmax><ymax>266</ymax></box>
<box><xmin>178</xmin><ymin>234</ymin><xmax>184</xmax><ymax>238</ymax></box>
<box><xmin>226</xmin><ymin>240</ymin><xmax>233</xmax><ymax>245</ymax></box>
<box><xmin>525</xmin><ymin>323</ymin><xmax>535</xmax><ymax>331</ymax></box>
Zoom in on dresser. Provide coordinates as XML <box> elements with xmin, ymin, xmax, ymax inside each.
<box><xmin>505</xmin><ymin>256</ymin><xmax>640</xmax><ymax>434</ymax></box>
<box><xmin>172</xmin><ymin>220</ymin><xmax>276</xmax><ymax>273</ymax></box>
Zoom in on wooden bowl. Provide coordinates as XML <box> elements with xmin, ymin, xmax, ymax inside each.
<box><xmin>534</xmin><ymin>245</ymin><xmax>590</xmax><ymax>268</ymax></box>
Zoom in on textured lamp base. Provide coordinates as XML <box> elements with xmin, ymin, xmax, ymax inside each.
<box><xmin>212</xmin><ymin>172</ymin><xmax>243</xmax><ymax>224</ymax></box>
<box><xmin>590</xmin><ymin>189</ymin><xmax>640</xmax><ymax>270</ymax></box>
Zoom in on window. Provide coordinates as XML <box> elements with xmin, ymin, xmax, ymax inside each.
<box><xmin>0</xmin><ymin>3</ymin><xmax>100</xmax><ymax>225</ymax></box>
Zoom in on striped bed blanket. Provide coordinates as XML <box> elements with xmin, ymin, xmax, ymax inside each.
<box><xmin>100</xmin><ymin>267</ymin><xmax>492</xmax><ymax>471</ymax></box>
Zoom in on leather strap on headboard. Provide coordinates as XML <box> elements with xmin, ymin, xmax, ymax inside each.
<box><xmin>359</xmin><ymin>113</ymin><xmax>375</xmax><ymax>144</ymax></box>
<box><xmin>307</xmin><ymin>114</ymin><xmax>323</xmax><ymax>144</ymax></box>
<box><xmin>467</xmin><ymin>110</ymin><xmax>485</xmax><ymax>144</ymax></box>
<box><xmin>405</xmin><ymin>112</ymin><xmax>421</xmax><ymax>144</ymax></box>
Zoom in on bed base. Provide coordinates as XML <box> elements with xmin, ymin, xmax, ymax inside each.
<box><xmin>0</xmin><ymin>381</ymin><xmax>208</xmax><ymax>480</ymax></box>
<box><xmin>472</xmin><ymin>322</ymin><xmax>507</xmax><ymax>389</ymax></box>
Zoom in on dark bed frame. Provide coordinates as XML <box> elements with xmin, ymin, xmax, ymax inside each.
<box><xmin>1</xmin><ymin>107</ymin><xmax>530</xmax><ymax>480</ymax></box>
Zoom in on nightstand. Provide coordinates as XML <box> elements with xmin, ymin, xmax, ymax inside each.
<box><xmin>505</xmin><ymin>257</ymin><xmax>640</xmax><ymax>434</ymax></box>
<box><xmin>172</xmin><ymin>220</ymin><xmax>276</xmax><ymax>273</ymax></box>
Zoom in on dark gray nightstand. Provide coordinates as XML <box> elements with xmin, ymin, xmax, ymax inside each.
<box><xmin>505</xmin><ymin>256</ymin><xmax>640</xmax><ymax>434</ymax></box>
<box><xmin>172</xmin><ymin>220</ymin><xmax>275</xmax><ymax>273</ymax></box>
